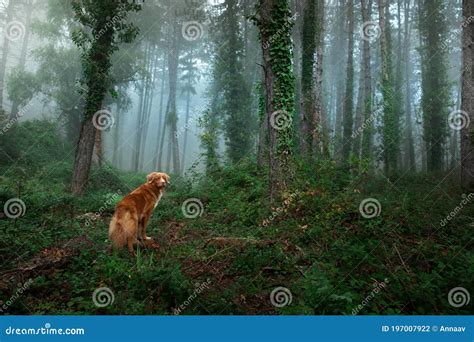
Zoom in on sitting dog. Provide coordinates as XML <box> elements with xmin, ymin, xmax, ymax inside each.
<box><xmin>109</xmin><ymin>172</ymin><xmax>170</xmax><ymax>255</ymax></box>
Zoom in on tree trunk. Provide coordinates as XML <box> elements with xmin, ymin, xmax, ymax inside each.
<box><xmin>257</xmin><ymin>0</ymin><xmax>294</xmax><ymax>202</ymax></box>
<box><xmin>299</xmin><ymin>0</ymin><xmax>314</xmax><ymax>156</ymax></box>
<box><xmin>403</xmin><ymin>0</ymin><xmax>415</xmax><ymax>170</ymax></box>
<box><xmin>460</xmin><ymin>0</ymin><xmax>473</xmax><ymax>188</ymax></box>
<box><xmin>71</xmin><ymin>119</ymin><xmax>97</xmax><ymax>194</ymax></box>
<box><xmin>314</xmin><ymin>0</ymin><xmax>328</xmax><ymax>158</ymax></box>
<box><xmin>165</xmin><ymin>21</ymin><xmax>181</xmax><ymax>174</ymax></box>
<box><xmin>71</xmin><ymin>14</ymin><xmax>116</xmax><ymax>195</ymax></box>
<box><xmin>342</xmin><ymin>0</ymin><xmax>354</xmax><ymax>163</ymax></box>
<box><xmin>0</xmin><ymin>0</ymin><xmax>14</xmax><ymax>111</ymax></box>
<box><xmin>181</xmin><ymin>88</ymin><xmax>191</xmax><ymax>172</ymax></box>
<box><xmin>153</xmin><ymin>54</ymin><xmax>167</xmax><ymax>170</ymax></box>
<box><xmin>140</xmin><ymin>45</ymin><xmax>158</xmax><ymax>170</ymax></box>
<box><xmin>361</xmin><ymin>0</ymin><xmax>374</xmax><ymax>164</ymax></box>
<box><xmin>112</xmin><ymin>93</ymin><xmax>123</xmax><ymax>167</ymax></box>
<box><xmin>11</xmin><ymin>0</ymin><xmax>33</xmax><ymax>115</ymax></box>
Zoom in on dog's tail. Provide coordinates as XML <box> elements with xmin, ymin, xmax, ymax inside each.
<box><xmin>108</xmin><ymin>208</ymin><xmax>134</xmax><ymax>249</ymax></box>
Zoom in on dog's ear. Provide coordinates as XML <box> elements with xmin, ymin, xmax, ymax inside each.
<box><xmin>147</xmin><ymin>173</ymin><xmax>158</xmax><ymax>184</ymax></box>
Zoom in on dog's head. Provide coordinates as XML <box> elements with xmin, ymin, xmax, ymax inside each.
<box><xmin>146</xmin><ymin>172</ymin><xmax>170</xmax><ymax>188</ymax></box>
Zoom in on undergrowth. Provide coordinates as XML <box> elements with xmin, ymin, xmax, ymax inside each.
<box><xmin>0</xmin><ymin>120</ymin><xmax>472</xmax><ymax>315</ymax></box>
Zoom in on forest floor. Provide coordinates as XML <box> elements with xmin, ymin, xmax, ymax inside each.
<box><xmin>0</xmin><ymin>121</ymin><xmax>473</xmax><ymax>315</ymax></box>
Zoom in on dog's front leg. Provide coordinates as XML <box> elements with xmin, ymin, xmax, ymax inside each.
<box><xmin>141</xmin><ymin>213</ymin><xmax>152</xmax><ymax>241</ymax></box>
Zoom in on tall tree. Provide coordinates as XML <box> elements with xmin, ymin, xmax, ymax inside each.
<box><xmin>299</xmin><ymin>0</ymin><xmax>316</xmax><ymax>156</ymax></box>
<box><xmin>378</xmin><ymin>0</ymin><xmax>400</xmax><ymax>174</ymax></box>
<box><xmin>314</xmin><ymin>0</ymin><xmax>328</xmax><ymax>157</ymax></box>
<box><xmin>10</xmin><ymin>0</ymin><xmax>34</xmax><ymax>116</ymax></box>
<box><xmin>341</xmin><ymin>0</ymin><xmax>354</xmax><ymax>163</ymax></box>
<box><xmin>460</xmin><ymin>0</ymin><xmax>473</xmax><ymax>188</ymax></box>
<box><xmin>70</xmin><ymin>0</ymin><xmax>141</xmax><ymax>195</ymax></box>
<box><xmin>403</xmin><ymin>0</ymin><xmax>415</xmax><ymax>170</ymax></box>
<box><xmin>0</xmin><ymin>0</ymin><xmax>15</xmax><ymax>110</ymax></box>
<box><xmin>214</xmin><ymin>0</ymin><xmax>253</xmax><ymax>164</ymax></box>
<box><xmin>418</xmin><ymin>0</ymin><xmax>450</xmax><ymax>171</ymax></box>
<box><xmin>253</xmin><ymin>0</ymin><xmax>295</xmax><ymax>201</ymax></box>
<box><xmin>360</xmin><ymin>0</ymin><xmax>374</xmax><ymax>163</ymax></box>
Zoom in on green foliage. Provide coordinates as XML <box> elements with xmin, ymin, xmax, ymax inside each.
<box><xmin>211</xmin><ymin>0</ymin><xmax>255</xmax><ymax>163</ymax></box>
<box><xmin>1</xmin><ymin>121</ymin><xmax>472</xmax><ymax>315</ymax></box>
<box><xmin>71</xmin><ymin>0</ymin><xmax>141</xmax><ymax>119</ymax></box>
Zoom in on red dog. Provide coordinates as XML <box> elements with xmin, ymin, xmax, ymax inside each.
<box><xmin>109</xmin><ymin>172</ymin><xmax>170</xmax><ymax>255</ymax></box>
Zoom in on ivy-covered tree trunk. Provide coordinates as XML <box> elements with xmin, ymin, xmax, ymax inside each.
<box><xmin>461</xmin><ymin>0</ymin><xmax>473</xmax><ymax>188</ymax></box>
<box><xmin>70</xmin><ymin>1</ymin><xmax>140</xmax><ymax>195</ymax></box>
<box><xmin>341</xmin><ymin>0</ymin><xmax>354</xmax><ymax>163</ymax></box>
<box><xmin>255</xmin><ymin>0</ymin><xmax>295</xmax><ymax>202</ymax></box>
